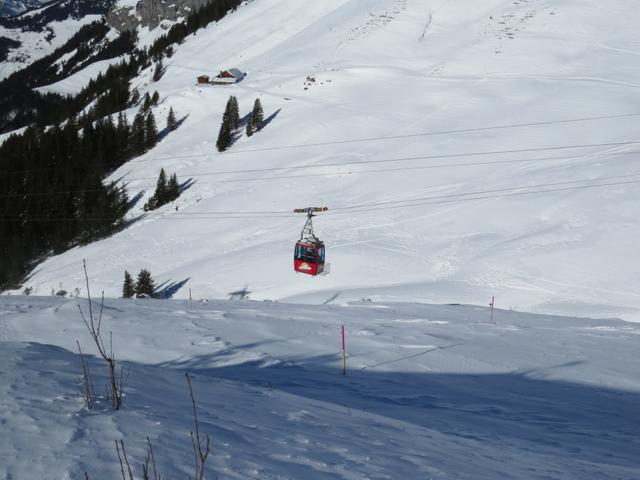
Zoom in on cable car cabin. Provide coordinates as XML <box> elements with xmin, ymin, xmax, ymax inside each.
<box><xmin>294</xmin><ymin>241</ymin><xmax>325</xmax><ymax>276</ymax></box>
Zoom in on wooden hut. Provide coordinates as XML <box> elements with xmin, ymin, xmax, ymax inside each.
<box><xmin>212</xmin><ymin>68</ymin><xmax>246</xmax><ymax>85</ymax></box>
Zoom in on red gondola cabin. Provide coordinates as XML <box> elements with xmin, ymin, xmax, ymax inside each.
<box><xmin>294</xmin><ymin>241</ymin><xmax>325</xmax><ymax>276</ymax></box>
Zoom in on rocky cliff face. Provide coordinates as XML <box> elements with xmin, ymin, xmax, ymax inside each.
<box><xmin>107</xmin><ymin>0</ymin><xmax>212</xmax><ymax>32</ymax></box>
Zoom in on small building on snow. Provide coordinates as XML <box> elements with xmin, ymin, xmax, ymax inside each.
<box><xmin>197</xmin><ymin>75</ymin><xmax>210</xmax><ymax>84</ymax></box>
<box><xmin>212</xmin><ymin>68</ymin><xmax>246</xmax><ymax>85</ymax></box>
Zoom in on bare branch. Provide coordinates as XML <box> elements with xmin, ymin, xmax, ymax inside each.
<box><xmin>97</xmin><ymin>291</ymin><xmax>105</xmax><ymax>335</ymax></box>
<box><xmin>83</xmin><ymin>260</ymin><xmax>94</xmax><ymax>331</ymax></box>
<box><xmin>147</xmin><ymin>437</ymin><xmax>159</xmax><ymax>480</ymax></box>
<box><xmin>186</xmin><ymin>373</ymin><xmax>210</xmax><ymax>480</ymax></box>
<box><xmin>120</xmin><ymin>440</ymin><xmax>134</xmax><ymax>480</ymax></box>
<box><xmin>115</xmin><ymin>440</ymin><xmax>128</xmax><ymax>480</ymax></box>
<box><xmin>76</xmin><ymin>340</ymin><xmax>95</xmax><ymax>409</ymax></box>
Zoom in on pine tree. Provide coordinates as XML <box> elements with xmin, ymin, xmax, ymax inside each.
<box><xmin>246</xmin><ymin>114</ymin><xmax>254</xmax><ymax>137</ymax></box>
<box><xmin>251</xmin><ymin>98</ymin><xmax>264</xmax><ymax>131</ymax></box>
<box><xmin>151</xmin><ymin>90</ymin><xmax>159</xmax><ymax>105</ymax></box>
<box><xmin>167</xmin><ymin>107</ymin><xmax>177</xmax><ymax>131</ymax></box>
<box><xmin>135</xmin><ymin>269</ymin><xmax>155</xmax><ymax>297</ymax></box>
<box><xmin>224</xmin><ymin>96</ymin><xmax>240</xmax><ymax>130</ymax></box>
<box><xmin>216</xmin><ymin>118</ymin><xmax>232</xmax><ymax>152</ymax></box>
<box><xmin>131</xmin><ymin>111</ymin><xmax>146</xmax><ymax>155</ymax></box>
<box><xmin>152</xmin><ymin>59</ymin><xmax>164</xmax><ymax>82</ymax></box>
<box><xmin>130</xmin><ymin>88</ymin><xmax>140</xmax><ymax>106</ymax></box>
<box><xmin>122</xmin><ymin>270</ymin><xmax>135</xmax><ymax>298</ymax></box>
<box><xmin>142</xmin><ymin>92</ymin><xmax>152</xmax><ymax>111</ymax></box>
<box><xmin>167</xmin><ymin>173</ymin><xmax>180</xmax><ymax>201</ymax></box>
<box><xmin>116</xmin><ymin>112</ymin><xmax>130</xmax><ymax>158</ymax></box>
<box><xmin>144</xmin><ymin>168</ymin><xmax>168</xmax><ymax>211</ymax></box>
<box><xmin>217</xmin><ymin>96</ymin><xmax>239</xmax><ymax>152</ymax></box>
<box><xmin>145</xmin><ymin>112</ymin><xmax>158</xmax><ymax>150</ymax></box>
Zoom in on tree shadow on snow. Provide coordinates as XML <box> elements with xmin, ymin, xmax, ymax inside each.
<box><xmin>261</xmin><ymin>108</ymin><xmax>281</xmax><ymax>129</ymax></box>
<box><xmin>127</xmin><ymin>189</ymin><xmax>145</xmax><ymax>210</ymax></box>
<box><xmin>158</xmin><ymin>114</ymin><xmax>190</xmax><ymax>142</ymax></box>
<box><xmin>179</xmin><ymin>177</ymin><xmax>196</xmax><ymax>194</ymax></box>
<box><xmin>153</xmin><ymin>277</ymin><xmax>190</xmax><ymax>299</ymax></box>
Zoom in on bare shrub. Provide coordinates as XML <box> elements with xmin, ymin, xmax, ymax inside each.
<box><xmin>105</xmin><ymin>375</ymin><xmax>210</xmax><ymax>479</ymax></box>
<box><xmin>76</xmin><ymin>340</ymin><xmax>95</xmax><ymax>409</ymax></box>
<box><xmin>78</xmin><ymin>260</ymin><xmax>126</xmax><ymax>409</ymax></box>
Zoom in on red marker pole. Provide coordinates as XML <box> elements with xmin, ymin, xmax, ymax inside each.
<box><xmin>341</xmin><ymin>324</ymin><xmax>347</xmax><ymax>376</ymax></box>
<box><xmin>189</xmin><ymin>288</ymin><xmax>193</xmax><ymax>309</ymax></box>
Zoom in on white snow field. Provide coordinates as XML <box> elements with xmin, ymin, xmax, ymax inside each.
<box><xmin>12</xmin><ymin>0</ymin><xmax>640</xmax><ymax>322</ymax></box>
<box><xmin>1</xmin><ymin>295</ymin><xmax>639</xmax><ymax>479</ymax></box>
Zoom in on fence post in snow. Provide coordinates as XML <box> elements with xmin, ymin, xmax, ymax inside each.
<box><xmin>341</xmin><ymin>324</ymin><xmax>347</xmax><ymax>376</ymax></box>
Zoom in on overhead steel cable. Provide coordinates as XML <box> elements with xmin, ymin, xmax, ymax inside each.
<box><xmin>328</xmin><ymin>178</ymin><xmax>640</xmax><ymax>214</ymax></box>
<box><xmin>121</xmin><ymin>141</ymin><xmax>640</xmax><ymax>181</ymax></box>
<box><xmin>1</xmin><ymin>143</ymin><xmax>637</xmax><ymax>199</ymax></box>
<box><xmin>1</xmin><ymin>112</ymin><xmax>639</xmax><ymax>175</ymax></box>
<box><xmin>328</xmin><ymin>172</ymin><xmax>640</xmax><ymax>211</ymax></box>
<box><xmin>4</xmin><ymin>175</ymin><xmax>638</xmax><ymax>221</ymax></box>
<box><xmin>191</xmin><ymin>113</ymin><xmax>640</xmax><ymax>155</ymax></box>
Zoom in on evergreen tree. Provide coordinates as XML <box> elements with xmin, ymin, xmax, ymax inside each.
<box><xmin>130</xmin><ymin>88</ymin><xmax>140</xmax><ymax>105</ymax></box>
<box><xmin>151</xmin><ymin>90</ymin><xmax>159</xmax><ymax>105</ymax></box>
<box><xmin>167</xmin><ymin>173</ymin><xmax>180</xmax><ymax>201</ymax></box>
<box><xmin>122</xmin><ymin>270</ymin><xmax>135</xmax><ymax>298</ymax></box>
<box><xmin>131</xmin><ymin>111</ymin><xmax>146</xmax><ymax>155</ymax></box>
<box><xmin>246</xmin><ymin>114</ymin><xmax>254</xmax><ymax>137</ymax></box>
<box><xmin>251</xmin><ymin>98</ymin><xmax>264</xmax><ymax>131</ymax></box>
<box><xmin>167</xmin><ymin>107</ymin><xmax>177</xmax><ymax>131</ymax></box>
<box><xmin>144</xmin><ymin>168</ymin><xmax>167</xmax><ymax>211</ymax></box>
<box><xmin>224</xmin><ymin>96</ymin><xmax>240</xmax><ymax>130</ymax></box>
<box><xmin>216</xmin><ymin>118</ymin><xmax>232</xmax><ymax>152</ymax></box>
<box><xmin>116</xmin><ymin>112</ymin><xmax>130</xmax><ymax>158</ymax></box>
<box><xmin>217</xmin><ymin>96</ymin><xmax>238</xmax><ymax>151</ymax></box>
<box><xmin>155</xmin><ymin>168</ymin><xmax>168</xmax><ymax>203</ymax></box>
<box><xmin>152</xmin><ymin>59</ymin><xmax>164</xmax><ymax>82</ymax></box>
<box><xmin>142</xmin><ymin>92</ymin><xmax>152</xmax><ymax>111</ymax></box>
<box><xmin>135</xmin><ymin>269</ymin><xmax>155</xmax><ymax>297</ymax></box>
<box><xmin>145</xmin><ymin>112</ymin><xmax>158</xmax><ymax>150</ymax></box>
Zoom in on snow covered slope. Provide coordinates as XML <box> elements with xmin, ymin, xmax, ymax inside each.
<box><xmin>34</xmin><ymin>53</ymin><xmax>128</xmax><ymax>94</ymax></box>
<box><xmin>16</xmin><ymin>0</ymin><xmax>640</xmax><ymax>321</ymax></box>
<box><xmin>0</xmin><ymin>0</ymin><xmax>113</xmax><ymax>79</ymax></box>
<box><xmin>1</xmin><ymin>295</ymin><xmax>639</xmax><ymax>478</ymax></box>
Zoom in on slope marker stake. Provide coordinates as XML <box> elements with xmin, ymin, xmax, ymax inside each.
<box><xmin>341</xmin><ymin>324</ymin><xmax>347</xmax><ymax>375</ymax></box>
<box><xmin>490</xmin><ymin>296</ymin><xmax>495</xmax><ymax>324</ymax></box>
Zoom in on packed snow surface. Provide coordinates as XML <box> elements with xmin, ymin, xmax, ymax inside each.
<box><xmin>13</xmin><ymin>0</ymin><xmax>640</xmax><ymax>321</ymax></box>
<box><xmin>1</xmin><ymin>295</ymin><xmax>639</xmax><ymax>478</ymax></box>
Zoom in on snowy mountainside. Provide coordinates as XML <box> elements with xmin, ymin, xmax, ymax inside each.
<box><xmin>0</xmin><ymin>0</ymin><xmax>47</xmax><ymax>18</ymax></box>
<box><xmin>16</xmin><ymin>0</ymin><xmax>640</xmax><ymax>321</ymax></box>
<box><xmin>0</xmin><ymin>0</ymin><xmax>114</xmax><ymax>79</ymax></box>
<box><xmin>1</xmin><ymin>296</ymin><xmax>639</xmax><ymax>478</ymax></box>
